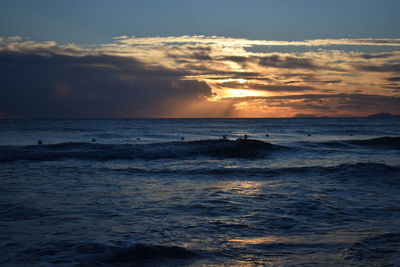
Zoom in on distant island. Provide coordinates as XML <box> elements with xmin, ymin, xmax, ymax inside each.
<box><xmin>366</xmin><ymin>113</ymin><xmax>399</xmax><ymax>118</ymax></box>
<box><xmin>293</xmin><ymin>114</ymin><xmax>318</xmax><ymax>118</ymax></box>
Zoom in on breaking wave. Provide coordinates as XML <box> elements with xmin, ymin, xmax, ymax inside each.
<box><xmin>1</xmin><ymin>136</ymin><xmax>399</xmax><ymax>162</ymax></box>
<box><xmin>0</xmin><ymin>139</ymin><xmax>285</xmax><ymax>162</ymax></box>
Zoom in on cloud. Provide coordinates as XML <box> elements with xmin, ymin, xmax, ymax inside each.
<box><xmin>220</xmin><ymin>54</ymin><xmax>325</xmax><ymax>70</ymax></box>
<box><xmin>0</xmin><ymin>49</ymin><xmax>213</xmax><ymax>118</ymax></box>
<box><xmin>355</xmin><ymin>63</ymin><xmax>400</xmax><ymax>73</ymax></box>
<box><xmin>383</xmin><ymin>86</ymin><xmax>400</xmax><ymax>91</ymax></box>
<box><xmin>358</xmin><ymin>53</ymin><xmax>395</xmax><ymax>59</ymax></box>
<box><xmin>222</xmin><ymin>93</ymin><xmax>400</xmax><ymax>116</ymax></box>
<box><xmin>167</xmin><ymin>48</ymin><xmax>213</xmax><ymax>61</ymax></box>
<box><xmin>257</xmin><ymin>55</ymin><xmax>323</xmax><ymax>70</ymax></box>
<box><xmin>386</xmin><ymin>76</ymin><xmax>400</xmax><ymax>82</ymax></box>
<box><xmin>114</xmin><ymin>36</ymin><xmax>400</xmax><ymax>48</ymax></box>
<box><xmin>218</xmin><ymin>53</ymin><xmax>342</xmax><ymax>72</ymax></box>
<box><xmin>249</xmin><ymin>84</ymin><xmax>316</xmax><ymax>92</ymax></box>
<box><xmin>6</xmin><ymin>36</ymin><xmax>23</xmax><ymax>42</ymax></box>
<box><xmin>220</xmin><ymin>56</ymin><xmax>248</xmax><ymax>63</ymax></box>
<box><xmin>209</xmin><ymin>91</ymin><xmax>400</xmax><ymax>117</ymax></box>
<box><xmin>2</xmin><ymin>36</ymin><xmax>400</xmax><ymax>118</ymax></box>
<box><xmin>218</xmin><ymin>81</ymin><xmax>316</xmax><ymax>92</ymax></box>
<box><xmin>314</xmin><ymin>80</ymin><xmax>342</xmax><ymax>84</ymax></box>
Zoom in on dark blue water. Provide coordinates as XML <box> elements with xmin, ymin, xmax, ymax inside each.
<box><xmin>1</xmin><ymin>118</ymin><xmax>400</xmax><ymax>266</ymax></box>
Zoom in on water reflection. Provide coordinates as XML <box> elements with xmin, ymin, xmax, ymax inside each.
<box><xmin>218</xmin><ymin>180</ymin><xmax>266</xmax><ymax>196</ymax></box>
<box><xmin>229</xmin><ymin>235</ymin><xmax>285</xmax><ymax>245</ymax></box>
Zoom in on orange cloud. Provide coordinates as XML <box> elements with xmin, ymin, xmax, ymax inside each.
<box><xmin>1</xmin><ymin>36</ymin><xmax>400</xmax><ymax>118</ymax></box>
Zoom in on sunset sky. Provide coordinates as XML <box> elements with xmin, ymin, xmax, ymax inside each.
<box><xmin>1</xmin><ymin>0</ymin><xmax>400</xmax><ymax>118</ymax></box>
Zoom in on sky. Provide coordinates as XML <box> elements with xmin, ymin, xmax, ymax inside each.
<box><xmin>0</xmin><ymin>0</ymin><xmax>400</xmax><ymax>118</ymax></box>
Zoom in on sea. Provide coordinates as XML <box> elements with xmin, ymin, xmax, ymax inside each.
<box><xmin>1</xmin><ymin>118</ymin><xmax>400</xmax><ymax>266</ymax></box>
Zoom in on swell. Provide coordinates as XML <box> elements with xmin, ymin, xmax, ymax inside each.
<box><xmin>348</xmin><ymin>136</ymin><xmax>400</xmax><ymax>149</ymax></box>
<box><xmin>320</xmin><ymin>136</ymin><xmax>400</xmax><ymax>150</ymax></box>
<box><xmin>17</xmin><ymin>241</ymin><xmax>199</xmax><ymax>266</ymax></box>
<box><xmin>96</xmin><ymin>243</ymin><xmax>198</xmax><ymax>266</ymax></box>
<box><xmin>341</xmin><ymin>233</ymin><xmax>400</xmax><ymax>264</ymax></box>
<box><xmin>0</xmin><ymin>139</ymin><xmax>285</xmax><ymax>162</ymax></box>
<box><xmin>0</xmin><ymin>136</ymin><xmax>398</xmax><ymax>162</ymax></box>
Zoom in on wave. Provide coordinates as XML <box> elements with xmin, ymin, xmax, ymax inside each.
<box><xmin>0</xmin><ymin>139</ymin><xmax>285</xmax><ymax>162</ymax></box>
<box><xmin>21</xmin><ymin>241</ymin><xmax>199</xmax><ymax>266</ymax></box>
<box><xmin>320</xmin><ymin>136</ymin><xmax>400</xmax><ymax>150</ymax></box>
<box><xmin>1</xmin><ymin>136</ymin><xmax>398</xmax><ymax>162</ymax></box>
<box><xmin>348</xmin><ymin>136</ymin><xmax>400</xmax><ymax>149</ymax></box>
<box><xmin>341</xmin><ymin>233</ymin><xmax>400</xmax><ymax>264</ymax></box>
<box><xmin>96</xmin><ymin>243</ymin><xmax>198</xmax><ymax>266</ymax></box>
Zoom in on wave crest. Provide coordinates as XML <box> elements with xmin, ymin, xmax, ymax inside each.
<box><xmin>0</xmin><ymin>139</ymin><xmax>284</xmax><ymax>162</ymax></box>
<box><xmin>320</xmin><ymin>136</ymin><xmax>400</xmax><ymax>150</ymax></box>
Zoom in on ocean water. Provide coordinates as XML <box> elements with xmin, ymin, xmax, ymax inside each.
<box><xmin>1</xmin><ymin>118</ymin><xmax>400</xmax><ymax>266</ymax></box>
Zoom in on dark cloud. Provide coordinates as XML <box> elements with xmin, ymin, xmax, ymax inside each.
<box><xmin>383</xmin><ymin>86</ymin><xmax>400</xmax><ymax>91</ymax></box>
<box><xmin>245</xmin><ymin>77</ymin><xmax>272</xmax><ymax>81</ymax></box>
<box><xmin>220</xmin><ymin>56</ymin><xmax>248</xmax><ymax>63</ymax></box>
<box><xmin>218</xmin><ymin>81</ymin><xmax>244</xmax><ymax>88</ymax></box>
<box><xmin>279</xmin><ymin>73</ymin><xmax>316</xmax><ymax>79</ymax></box>
<box><xmin>221</xmin><ymin>54</ymin><xmax>338</xmax><ymax>71</ymax></box>
<box><xmin>358</xmin><ymin>53</ymin><xmax>395</xmax><ymax>59</ymax></box>
<box><xmin>284</xmin><ymin>79</ymin><xmax>341</xmax><ymax>85</ymax></box>
<box><xmin>171</xmin><ymin>59</ymin><xmax>265</xmax><ymax>80</ymax></box>
<box><xmin>284</xmin><ymin>81</ymin><xmax>303</xmax><ymax>84</ymax></box>
<box><xmin>355</xmin><ymin>63</ymin><xmax>400</xmax><ymax>73</ymax></box>
<box><xmin>191</xmin><ymin>52</ymin><xmax>213</xmax><ymax>60</ymax></box>
<box><xmin>219</xmin><ymin>81</ymin><xmax>316</xmax><ymax>92</ymax></box>
<box><xmin>248</xmin><ymin>83</ymin><xmax>316</xmax><ymax>92</ymax></box>
<box><xmin>168</xmin><ymin>51</ymin><xmax>212</xmax><ymax>61</ymax></box>
<box><xmin>273</xmin><ymin>93</ymin><xmax>399</xmax><ymax>103</ymax></box>
<box><xmin>0</xmin><ymin>50</ymin><xmax>212</xmax><ymax>118</ymax></box>
<box><xmin>257</xmin><ymin>55</ymin><xmax>322</xmax><ymax>69</ymax></box>
<box><xmin>221</xmin><ymin>54</ymin><xmax>323</xmax><ymax>70</ymax></box>
<box><xmin>316</xmin><ymin>80</ymin><xmax>342</xmax><ymax>84</ymax></box>
<box><xmin>206</xmin><ymin>76</ymin><xmax>271</xmax><ymax>80</ymax></box>
<box><xmin>386</xmin><ymin>76</ymin><xmax>400</xmax><ymax>82</ymax></box>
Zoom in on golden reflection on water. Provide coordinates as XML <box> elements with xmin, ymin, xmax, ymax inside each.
<box><xmin>220</xmin><ymin>180</ymin><xmax>264</xmax><ymax>195</ymax></box>
<box><xmin>229</xmin><ymin>235</ymin><xmax>286</xmax><ymax>245</ymax></box>
<box><xmin>218</xmin><ymin>179</ymin><xmax>281</xmax><ymax>196</ymax></box>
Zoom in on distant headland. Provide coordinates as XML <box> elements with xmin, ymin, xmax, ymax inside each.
<box><xmin>366</xmin><ymin>113</ymin><xmax>400</xmax><ymax>118</ymax></box>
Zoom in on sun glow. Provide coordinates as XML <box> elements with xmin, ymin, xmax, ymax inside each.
<box><xmin>223</xmin><ymin>89</ymin><xmax>268</xmax><ymax>98</ymax></box>
<box><xmin>225</xmin><ymin>89</ymin><xmax>264</xmax><ymax>97</ymax></box>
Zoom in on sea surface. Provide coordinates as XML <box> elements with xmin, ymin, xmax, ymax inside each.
<box><xmin>1</xmin><ymin>118</ymin><xmax>400</xmax><ymax>266</ymax></box>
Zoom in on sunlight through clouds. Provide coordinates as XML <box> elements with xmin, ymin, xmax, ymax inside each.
<box><xmin>1</xmin><ymin>36</ymin><xmax>400</xmax><ymax>118</ymax></box>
